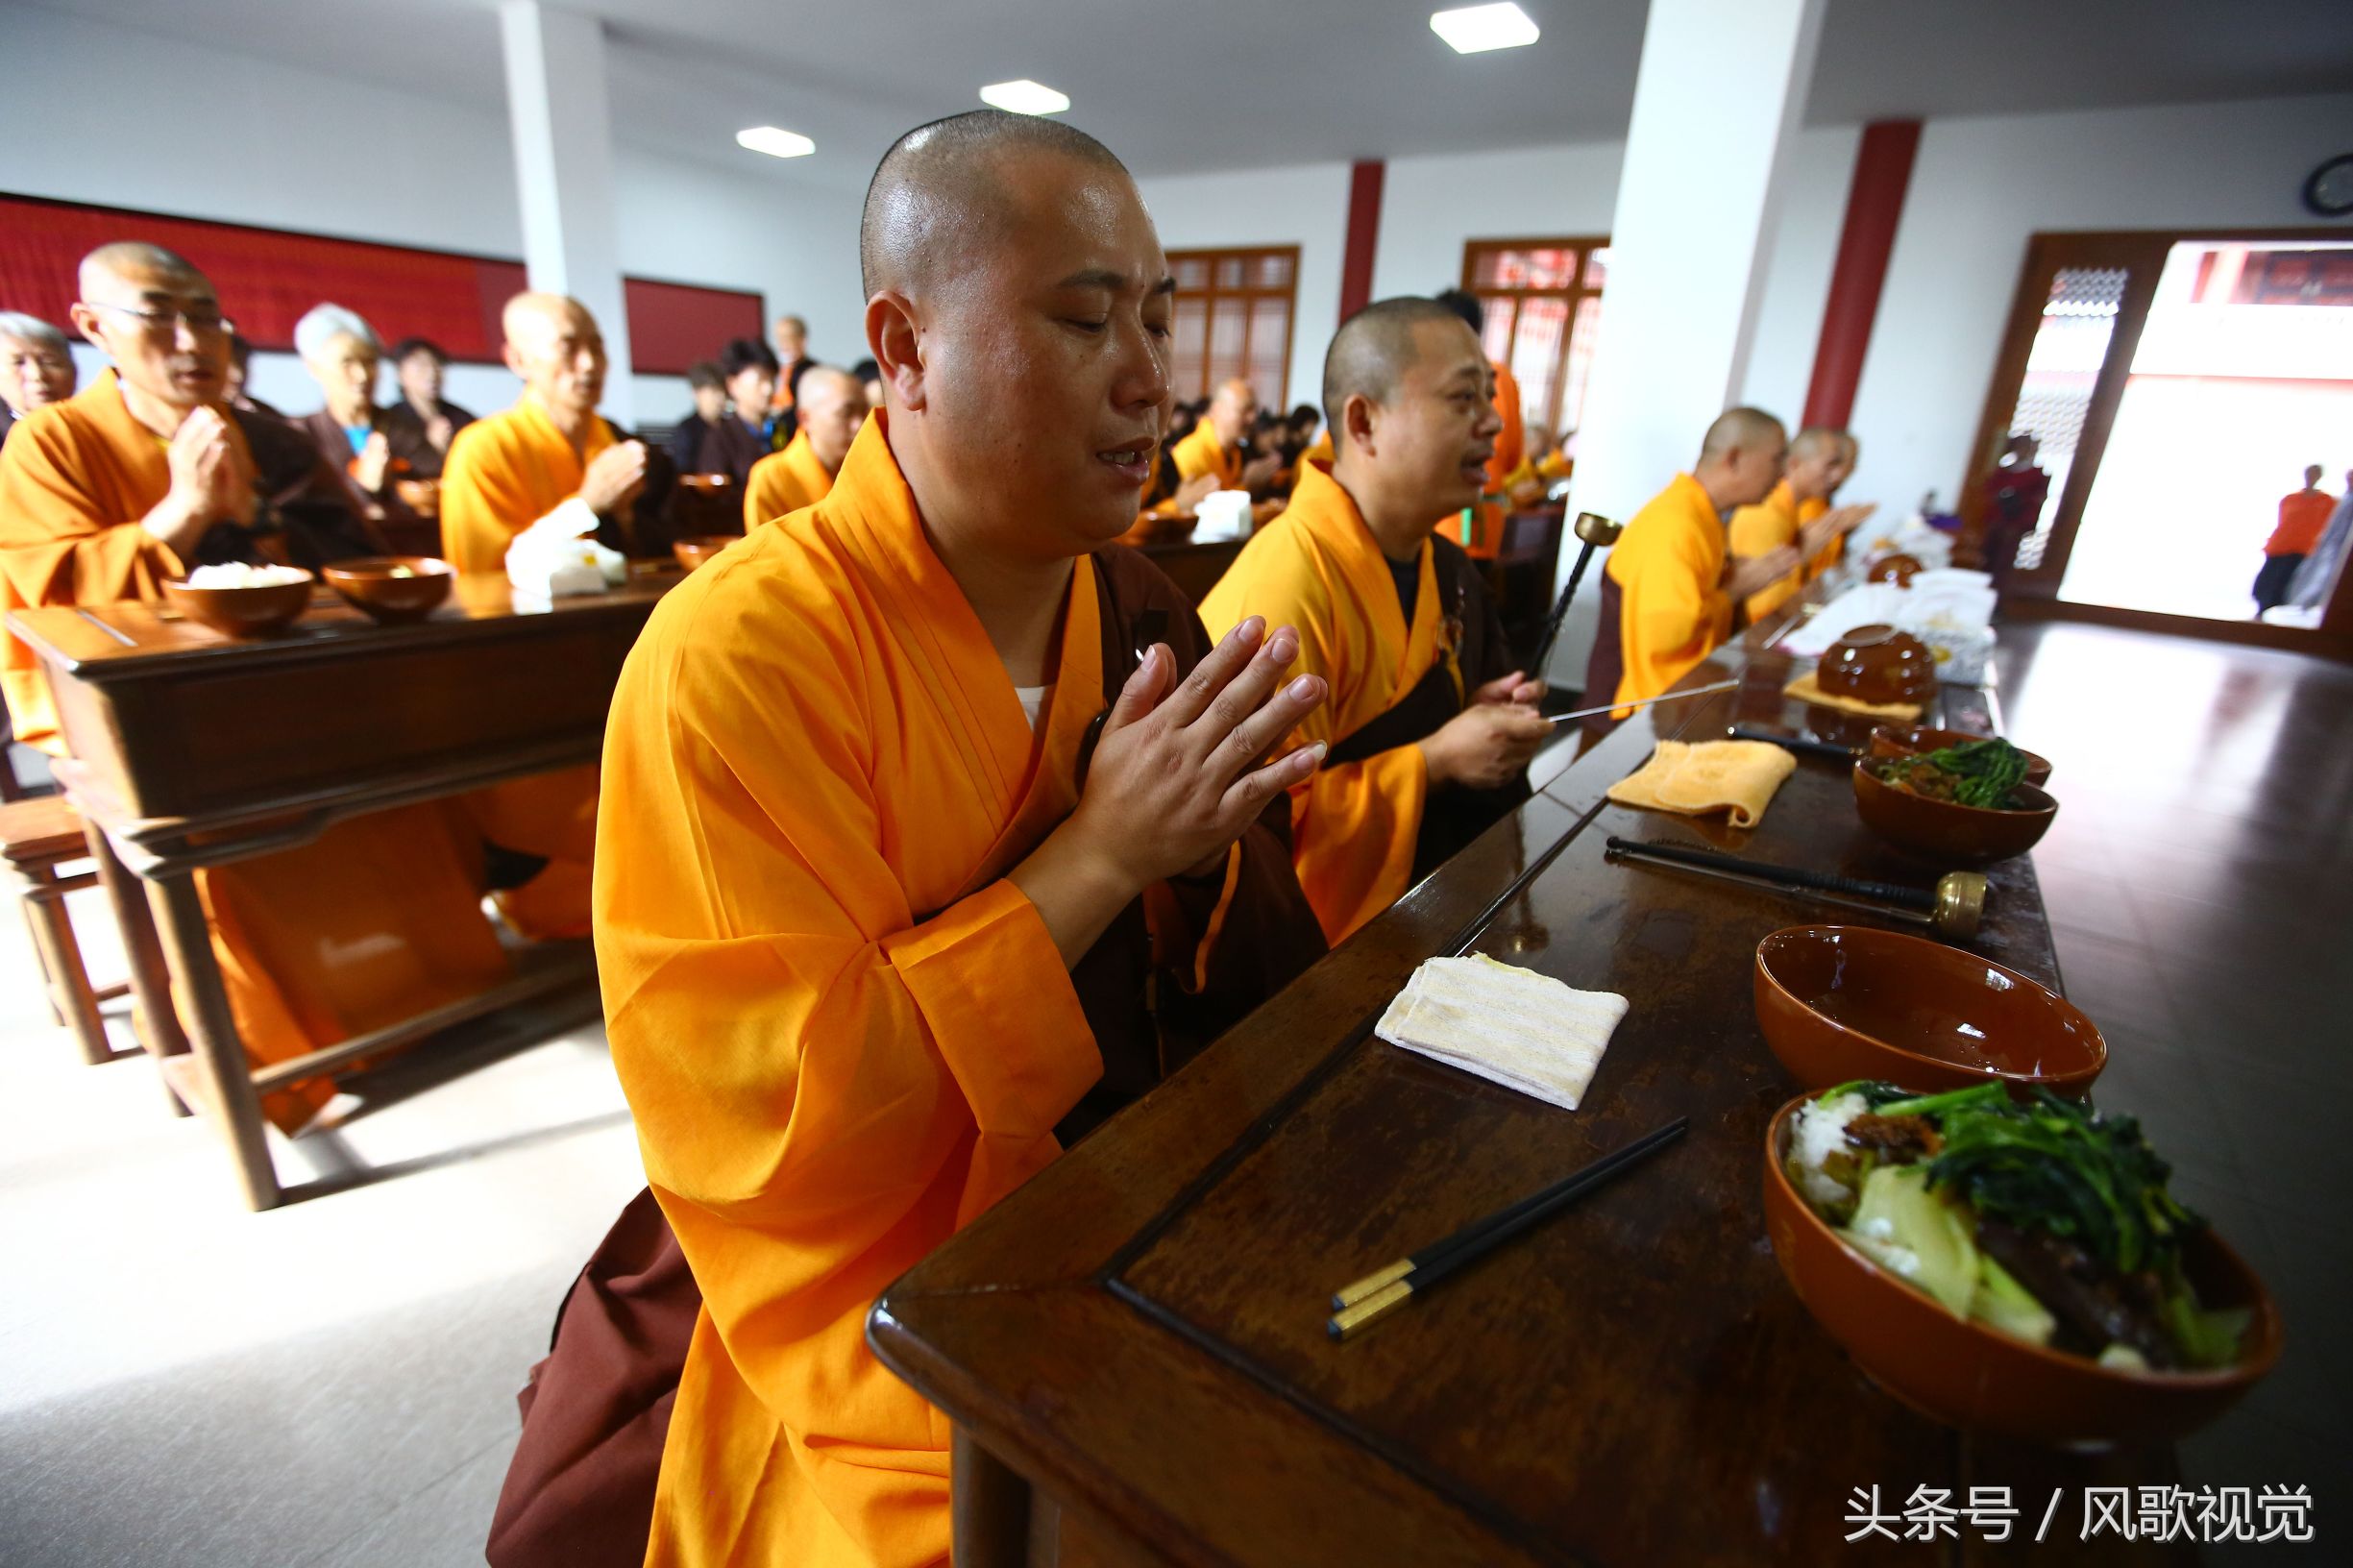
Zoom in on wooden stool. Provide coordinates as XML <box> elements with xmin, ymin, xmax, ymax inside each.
<box><xmin>1</xmin><ymin>795</ymin><xmax>131</xmax><ymax>1066</ymax></box>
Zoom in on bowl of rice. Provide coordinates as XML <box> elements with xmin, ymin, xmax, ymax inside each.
<box><xmin>163</xmin><ymin>562</ymin><xmax>316</xmax><ymax>638</ymax></box>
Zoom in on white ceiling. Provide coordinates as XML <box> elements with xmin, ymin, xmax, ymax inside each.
<box><xmin>23</xmin><ymin>0</ymin><xmax>2353</xmax><ymax>189</ymax></box>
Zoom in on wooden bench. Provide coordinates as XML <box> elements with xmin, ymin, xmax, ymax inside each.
<box><xmin>1</xmin><ymin>794</ymin><xmax>131</xmax><ymax>1066</ymax></box>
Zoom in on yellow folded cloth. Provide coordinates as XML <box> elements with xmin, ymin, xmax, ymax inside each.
<box><xmin>1376</xmin><ymin>953</ymin><xmax>1629</xmax><ymax>1112</ymax></box>
<box><xmin>1781</xmin><ymin>670</ymin><xmax>1925</xmax><ymax>721</ymax></box>
<box><xmin>1606</xmin><ymin>739</ymin><xmax>1798</xmax><ymax>828</ymax></box>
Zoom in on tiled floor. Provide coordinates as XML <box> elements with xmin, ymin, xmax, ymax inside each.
<box><xmin>1998</xmin><ymin>623</ymin><xmax>2351</xmax><ymax>1558</ymax></box>
<box><xmin>0</xmin><ymin>619</ymin><xmax>2345</xmax><ymax>1565</ymax></box>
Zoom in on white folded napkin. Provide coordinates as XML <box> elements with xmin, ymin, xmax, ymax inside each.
<box><xmin>1376</xmin><ymin>953</ymin><xmax>1629</xmax><ymax>1112</ymax></box>
<box><xmin>1192</xmin><ymin>489</ymin><xmax>1254</xmax><ymax>540</ymax></box>
<box><xmin>507</xmin><ymin>498</ymin><xmax>627</xmax><ymax>599</ymax></box>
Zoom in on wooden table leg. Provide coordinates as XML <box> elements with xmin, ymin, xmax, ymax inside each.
<box><xmin>144</xmin><ymin>870</ymin><xmax>281</xmax><ymax>1211</ymax></box>
<box><xmin>84</xmin><ymin>819</ymin><xmax>193</xmax><ymax>1116</ymax></box>
<box><xmin>17</xmin><ymin>867</ymin><xmax>111</xmax><ymax>1066</ymax></box>
<box><xmin>952</xmin><ymin>1428</ymin><xmax>1035</xmax><ymax>1568</ymax></box>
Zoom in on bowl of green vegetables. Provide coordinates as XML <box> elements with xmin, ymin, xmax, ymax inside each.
<box><xmin>1852</xmin><ymin>735</ymin><xmax>2056</xmax><ymax>865</ymax></box>
<box><xmin>1765</xmin><ymin>1082</ymin><xmax>2279</xmax><ymax>1446</ymax></box>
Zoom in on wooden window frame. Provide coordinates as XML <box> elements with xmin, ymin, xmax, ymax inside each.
<box><xmin>1165</xmin><ymin>245</ymin><xmax>1300</xmax><ymax>405</ymax></box>
<box><xmin>1460</xmin><ymin>234</ymin><xmax>1610</xmax><ymax>438</ymax></box>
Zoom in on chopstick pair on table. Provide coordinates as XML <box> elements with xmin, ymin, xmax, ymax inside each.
<box><xmin>1325</xmin><ymin>1116</ymin><xmax>1689</xmax><ymax>1339</ymax></box>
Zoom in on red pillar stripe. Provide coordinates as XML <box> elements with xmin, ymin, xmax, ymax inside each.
<box><xmin>1339</xmin><ymin>159</ymin><xmax>1385</xmax><ymax>322</ymax></box>
<box><xmin>1803</xmin><ymin>119</ymin><xmax>1921</xmax><ymax>430</ymax></box>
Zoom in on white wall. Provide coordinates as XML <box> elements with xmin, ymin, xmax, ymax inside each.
<box><xmin>1135</xmin><ymin>163</ymin><xmax>1352</xmax><ymax>411</ymax></box>
<box><xmin>1847</xmin><ymin>90</ymin><xmax>2353</xmax><ymax>516</ymax></box>
<box><xmin>0</xmin><ymin>5</ymin><xmax>865</xmax><ymax>435</ymax></box>
<box><xmin>1736</xmin><ymin>125</ymin><xmax>1862</xmax><ymax>427</ymax></box>
<box><xmin>1370</xmin><ymin>141</ymin><xmax>1627</xmax><ymax>305</ymax></box>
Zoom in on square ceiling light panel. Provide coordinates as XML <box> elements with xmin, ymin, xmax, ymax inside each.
<box><xmin>737</xmin><ymin>126</ymin><xmax>816</xmax><ymax>158</ymax></box>
<box><xmin>1431</xmin><ymin>4</ymin><xmax>1541</xmax><ymax>54</ymax></box>
<box><xmin>980</xmin><ymin>80</ymin><xmax>1072</xmax><ymax>115</ymax></box>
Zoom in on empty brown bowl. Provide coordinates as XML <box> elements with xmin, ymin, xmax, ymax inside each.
<box><xmin>1817</xmin><ymin>624</ymin><xmax>1938</xmax><ymax>707</ymax></box>
<box><xmin>1868</xmin><ymin>725</ymin><xmax>2053</xmax><ymax>788</ymax></box>
<box><xmin>1752</xmin><ymin>924</ymin><xmax>2105</xmax><ymax>1096</ymax></box>
<box><xmin>673</xmin><ymin>536</ymin><xmax>739</xmax><ymax>571</ymax></box>
<box><xmin>1868</xmin><ymin>552</ymin><xmax>1923</xmax><ymax>586</ymax></box>
<box><xmin>1852</xmin><ymin>756</ymin><xmax>2057</xmax><ymax>866</ymax></box>
<box><xmin>1762</xmin><ymin>1094</ymin><xmax>2279</xmax><ymax>1446</ymax></box>
<box><xmin>323</xmin><ymin>556</ymin><xmax>455</xmax><ymax>623</ymax></box>
<box><xmin>161</xmin><ymin>573</ymin><xmax>315</xmax><ymax>638</ymax></box>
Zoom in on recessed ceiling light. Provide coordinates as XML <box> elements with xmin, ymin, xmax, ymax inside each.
<box><xmin>1430</xmin><ymin>3</ymin><xmax>1540</xmax><ymax>54</ymax></box>
<box><xmin>736</xmin><ymin>126</ymin><xmax>815</xmax><ymax>159</ymax></box>
<box><xmin>979</xmin><ymin>79</ymin><xmax>1071</xmax><ymax>116</ymax></box>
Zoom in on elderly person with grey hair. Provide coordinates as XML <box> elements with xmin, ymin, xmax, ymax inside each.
<box><xmin>0</xmin><ymin>311</ymin><xmax>78</xmax><ymax>451</ymax></box>
<box><xmin>291</xmin><ymin>302</ymin><xmax>434</xmax><ymax>552</ymax></box>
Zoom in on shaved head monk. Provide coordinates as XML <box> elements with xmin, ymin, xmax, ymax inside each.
<box><xmin>1587</xmin><ymin>407</ymin><xmax>1801</xmax><ymax>724</ymax></box>
<box><xmin>435</xmin><ymin>291</ymin><xmax>653</xmax><ymax>939</ymax></box>
<box><xmin>742</xmin><ymin>363</ymin><xmax>867</xmax><ymax>527</ymax></box>
<box><xmin>440</xmin><ymin>292</ymin><xmax>648</xmax><ymax>575</ymax></box>
<box><xmin>0</xmin><ymin>244</ymin><xmax>521</xmax><ymax>1133</ymax></box>
<box><xmin>487</xmin><ymin>110</ymin><xmax>1330</xmax><ymax>1568</ymax></box>
<box><xmin>1173</xmin><ymin>376</ymin><xmax>1281</xmax><ymax>494</ymax></box>
<box><xmin>1202</xmin><ymin>297</ymin><xmax>1550</xmax><ymax>943</ymax></box>
<box><xmin>1727</xmin><ymin>425</ymin><xmax>1875</xmax><ymax>623</ymax></box>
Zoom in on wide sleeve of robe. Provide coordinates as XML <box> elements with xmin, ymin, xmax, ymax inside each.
<box><xmin>439</xmin><ymin>420</ymin><xmax>546</xmax><ymax>574</ymax></box>
<box><xmin>0</xmin><ymin>408</ymin><xmax>186</xmax><ymax>609</ymax></box>
<box><xmin>597</xmin><ymin>574</ymin><xmax>1103</xmax><ymax>1568</ymax></box>
<box><xmin>1611</xmin><ymin>486</ymin><xmax>1729</xmax><ymax>707</ymax></box>
<box><xmin>1201</xmin><ymin>528</ymin><xmax>1425</xmax><ymax>946</ymax></box>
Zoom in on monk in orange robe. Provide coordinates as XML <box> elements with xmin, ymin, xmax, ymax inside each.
<box><xmin>1434</xmin><ymin>287</ymin><xmax>1542</xmax><ymax>557</ymax></box>
<box><xmin>498</xmin><ymin>110</ymin><xmax>1333</xmax><ymax>1568</ymax></box>
<box><xmin>1727</xmin><ymin>426</ymin><xmax>1875</xmax><ymax>622</ymax></box>
<box><xmin>0</xmin><ymin>243</ymin><xmax>513</xmax><ymax>1132</ymax></box>
<box><xmin>435</xmin><ymin>292</ymin><xmax>638</xmax><ymax>939</ymax></box>
<box><xmin>1587</xmin><ymin>407</ymin><xmax>1802</xmax><ymax>723</ymax></box>
<box><xmin>1203</xmin><ymin>298</ymin><xmax>1549</xmax><ymax>943</ymax></box>
<box><xmin>2255</xmin><ymin>463</ymin><xmax>2335</xmax><ymax>612</ymax></box>
<box><xmin>1171</xmin><ymin>377</ymin><xmax>1280</xmax><ymax>494</ymax></box>
<box><xmin>742</xmin><ymin>364</ymin><xmax>867</xmax><ymax>526</ymax></box>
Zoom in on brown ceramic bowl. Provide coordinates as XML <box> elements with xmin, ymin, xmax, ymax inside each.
<box><xmin>1762</xmin><ymin>1095</ymin><xmax>2279</xmax><ymax>1446</ymax></box>
<box><xmin>673</xmin><ymin>536</ymin><xmax>739</xmax><ymax>572</ymax></box>
<box><xmin>161</xmin><ymin>573</ymin><xmax>314</xmax><ymax>639</ymax></box>
<box><xmin>393</xmin><ymin>478</ymin><xmax>442</xmax><ymax>517</ymax></box>
<box><xmin>1867</xmin><ymin>725</ymin><xmax>2053</xmax><ymax>788</ymax></box>
<box><xmin>1868</xmin><ymin>552</ymin><xmax>1923</xmax><ymax>586</ymax></box>
<box><xmin>1817</xmin><ymin>624</ymin><xmax>1938</xmax><ymax>707</ymax></box>
<box><xmin>322</xmin><ymin>556</ymin><xmax>455</xmax><ymax>623</ymax></box>
<box><xmin>1753</xmin><ymin>924</ymin><xmax>2105</xmax><ymax>1096</ymax></box>
<box><xmin>1853</xmin><ymin>757</ymin><xmax>2057</xmax><ymax>866</ymax></box>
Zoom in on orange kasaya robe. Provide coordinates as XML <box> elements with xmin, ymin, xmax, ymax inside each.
<box><xmin>1287</xmin><ymin>431</ymin><xmax>1334</xmax><ymax>496</ymax></box>
<box><xmin>2268</xmin><ymin>488</ymin><xmax>2334</xmax><ymax>557</ymax></box>
<box><xmin>1201</xmin><ymin>460</ymin><xmax>1515</xmax><ymax>945</ymax></box>
<box><xmin>741</xmin><ymin>429</ymin><xmax>834</xmax><ymax>529</ymax></box>
<box><xmin>599</xmin><ymin>413</ymin><xmax>1292</xmax><ymax>1568</ymax></box>
<box><xmin>1170</xmin><ymin>421</ymin><xmax>1242</xmax><ymax>490</ymax></box>
<box><xmin>435</xmin><ymin>395</ymin><xmax>606</xmax><ymax>938</ymax></box>
<box><xmin>0</xmin><ymin>373</ymin><xmax>515</xmax><ymax>1133</ymax></box>
<box><xmin>1729</xmin><ymin>480</ymin><xmax>1844</xmax><ymax>624</ymax></box>
<box><xmin>1606</xmin><ymin>472</ymin><xmax>1733</xmax><ymax>713</ymax></box>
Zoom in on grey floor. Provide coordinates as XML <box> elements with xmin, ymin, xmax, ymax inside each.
<box><xmin>0</xmin><ymin>845</ymin><xmax>644</xmax><ymax>1568</ymax></box>
<box><xmin>2</xmin><ymin>620</ymin><xmax>2347</xmax><ymax>1566</ymax></box>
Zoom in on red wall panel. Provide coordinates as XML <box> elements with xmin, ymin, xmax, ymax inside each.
<box><xmin>0</xmin><ymin>193</ymin><xmax>759</xmax><ymax>373</ymax></box>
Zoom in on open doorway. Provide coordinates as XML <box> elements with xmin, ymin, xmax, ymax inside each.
<box><xmin>2057</xmin><ymin>241</ymin><xmax>2353</xmax><ymax>622</ymax></box>
<box><xmin>1962</xmin><ymin>229</ymin><xmax>2353</xmax><ymax>659</ymax></box>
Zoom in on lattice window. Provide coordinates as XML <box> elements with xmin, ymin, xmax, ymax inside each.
<box><xmin>1166</xmin><ymin>247</ymin><xmax>1297</xmax><ymax>405</ymax></box>
<box><xmin>2002</xmin><ymin>266</ymin><xmax>2127</xmax><ymax>571</ymax></box>
<box><xmin>1462</xmin><ymin>237</ymin><xmax>1610</xmax><ymax>443</ymax></box>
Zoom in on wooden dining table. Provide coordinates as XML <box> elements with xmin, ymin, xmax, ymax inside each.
<box><xmin>8</xmin><ymin>567</ymin><xmax>686</xmax><ymax>1211</ymax></box>
<box><xmin>870</xmin><ymin>612</ymin><xmax>2190</xmax><ymax>1566</ymax></box>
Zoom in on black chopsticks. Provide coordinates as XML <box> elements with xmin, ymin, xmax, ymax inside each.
<box><xmin>1326</xmin><ymin>1116</ymin><xmax>1689</xmax><ymax>1339</ymax></box>
<box><xmin>1727</xmin><ymin>723</ymin><xmax>1858</xmax><ymax>763</ymax></box>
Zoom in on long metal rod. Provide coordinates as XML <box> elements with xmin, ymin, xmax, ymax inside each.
<box><xmin>1607</xmin><ymin>847</ymin><xmax>1932</xmax><ymax>928</ymax></box>
<box><xmin>1546</xmin><ymin>677</ymin><xmax>1741</xmax><ymax>726</ymax></box>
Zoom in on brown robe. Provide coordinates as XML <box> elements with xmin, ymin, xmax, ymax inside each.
<box><xmin>292</xmin><ymin>407</ymin><xmax>436</xmax><ymax>556</ymax></box>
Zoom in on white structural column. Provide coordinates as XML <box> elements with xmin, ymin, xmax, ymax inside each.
<box><xmin>498</xmin><ymin>0</ymin><xmax>634</xmax><ymax>423</ymax></box>
<box><xmin>1549</xmin><ymin>0</ymin><xmax>1827</xmax><ymax>682</ymax></box>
